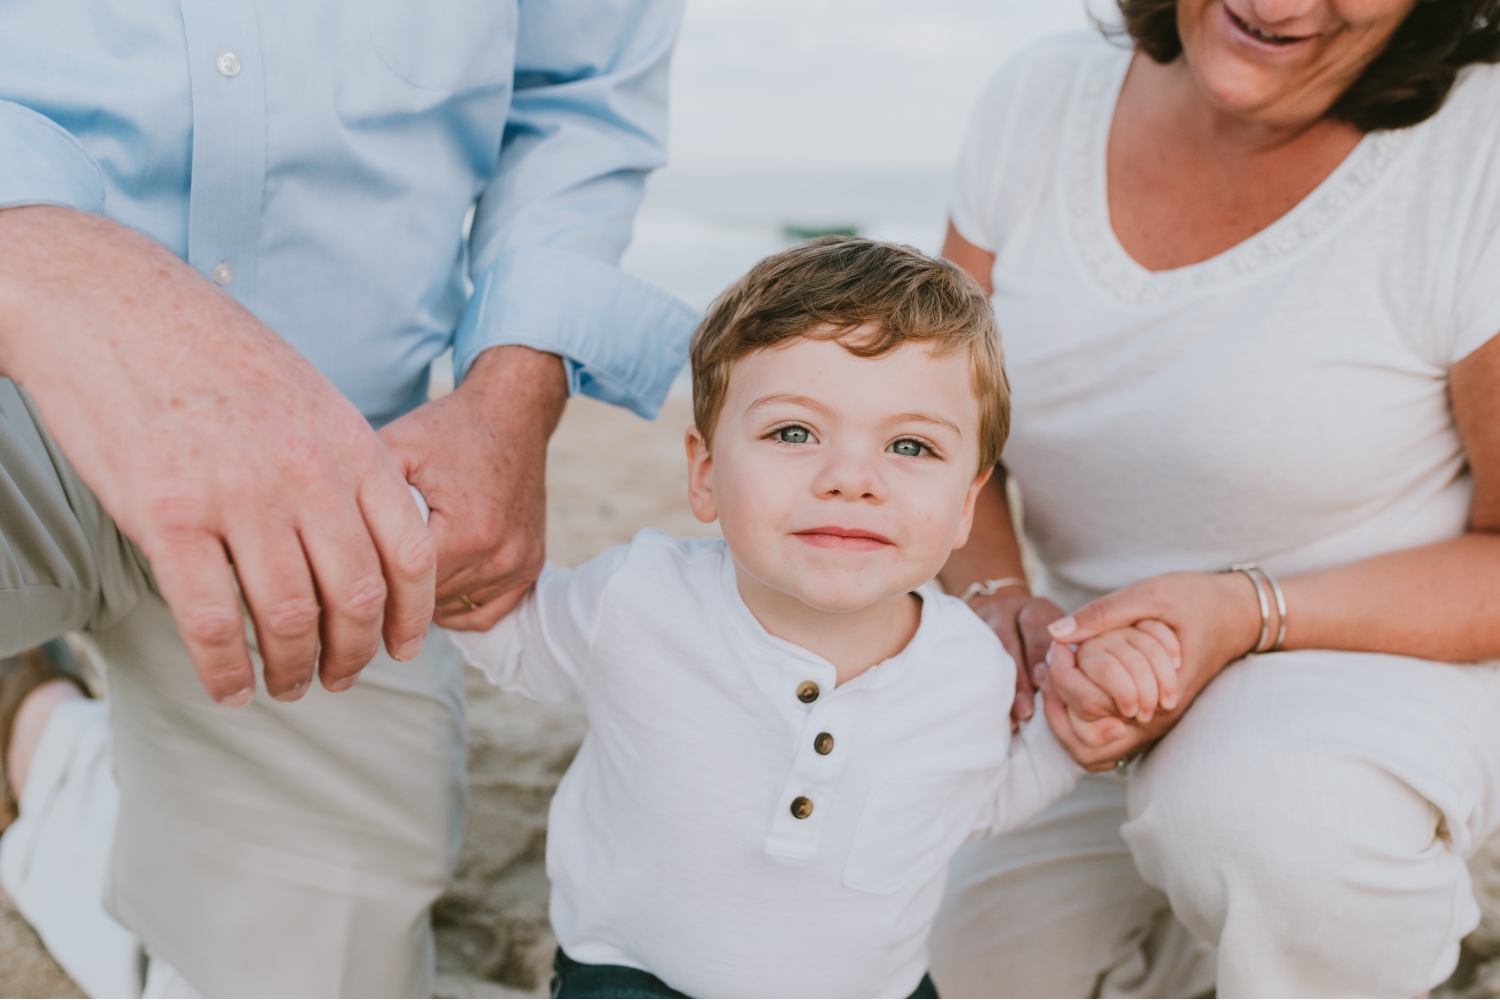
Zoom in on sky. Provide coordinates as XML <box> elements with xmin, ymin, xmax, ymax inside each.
<box><xmin>621</xmin><ymin>2</ymin><xmax>1118</xmax><ymax>323</ymax></box>
<box><xmin>664</xmin><ymin>0</ymin><xmax>1108</xmax><ymax>173</ymax></box>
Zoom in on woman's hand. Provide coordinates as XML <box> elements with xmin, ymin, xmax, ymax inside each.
<box><xmin>968</xmin><ymin>589</ymin><xmax>1065</xmax><ymax>724</ymax></box>
<box><xmin>1037</xmin><ymin>570</ymin><xmax>1262</xmax><ymax>771</ymax></box>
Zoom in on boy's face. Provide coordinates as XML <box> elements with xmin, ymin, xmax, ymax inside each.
<box><xmin>687</xmin><ymin>333</ymin><xmax>990</xmax><ymax>614</ymax></box>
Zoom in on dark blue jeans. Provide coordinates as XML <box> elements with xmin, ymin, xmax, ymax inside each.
<box><xmin>550</xmin><ymin>948</ymin><xmax>941</xmax><ymax>998</ymax></box>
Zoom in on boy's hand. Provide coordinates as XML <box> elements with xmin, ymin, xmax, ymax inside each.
<box><xmin>1056</xmin><ymin>619</ymin><xmax>1181</xmax><ymax>725</ymax></box>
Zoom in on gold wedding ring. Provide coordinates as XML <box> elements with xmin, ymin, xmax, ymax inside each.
<box><xmin>460</xmin><ymin>593</ymin><xmax>479</xmax><ymax>611</ymax></box>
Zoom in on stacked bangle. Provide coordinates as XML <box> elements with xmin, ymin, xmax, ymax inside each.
<box><xmin>1219</xmin><ymin>562</ymin><xmax>1287</xmax><ymax>654</ymax></box>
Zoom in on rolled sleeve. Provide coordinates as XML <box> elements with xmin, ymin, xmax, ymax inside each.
<box><xmin>456</xmin><ymin>246</ymin><xmax>697</xmax><ymax>419</ymax></box>
<box><xmin>0</xmin><ymin>101</ymin><xmax>105</xmax><ymax>214</ymax></box>
<box><xmin>458</xmin><ymin>0</ymin><xmax>696</xmax><ymax>419</ymax></box>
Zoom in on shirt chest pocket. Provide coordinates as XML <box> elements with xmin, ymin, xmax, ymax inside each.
<box><xmin>368</xmin><ymin>0</ymin><xmax>518</xmax><ymax>92</ymax></box>
<box><xmin>843</xmin><ymin>776</ymin><xmax>964</xmax><ymax>896</ymax></box>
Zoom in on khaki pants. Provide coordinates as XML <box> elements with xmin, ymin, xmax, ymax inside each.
<box><xmin>932</xmin><ymin>650</ymin><xmax>1500</xmax><ymax>998</ymax></box>
<box><xmin>0</xmin><ymin>379</ymin><xmax>467</xmax><ymax>998</ymax></box>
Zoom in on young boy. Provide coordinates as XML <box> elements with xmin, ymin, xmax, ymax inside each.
<box><xmin>449</xmin><ymin>237</ymin><xmax>1174</xmax><ymax>998</ymax></box>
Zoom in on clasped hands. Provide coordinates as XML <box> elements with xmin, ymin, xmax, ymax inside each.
<box><xmin>976</xmin><ymin>570</ymin><xmax>1266</xmax><ymax>772</ymax></box>
<box><xmin>0</xmin><ymin>207</ymin><xmax>565</xmax><ymax>706</ymax></box>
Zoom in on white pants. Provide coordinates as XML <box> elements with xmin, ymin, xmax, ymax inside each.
<box><xmin>931</xmin><ymin>650</ymin><xmax>1500</xmax><ymax>998</ymax></box>
<box><xmin>0</xmin><ymin>698</ymin><xmax>199</xmax><ymax>998</ymax></box>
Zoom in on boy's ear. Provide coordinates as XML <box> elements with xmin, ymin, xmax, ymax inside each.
<box><xmin>950</xmin><ymin>465</ymin><xmax>995</xmax><ymax>551</ymax></box>
<box><xmin>685</xmin><ymin>425</ymin><xmax>719</xmax><ymax>524</ymax></box>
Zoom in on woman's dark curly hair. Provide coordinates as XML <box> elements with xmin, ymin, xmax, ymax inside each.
<box><xmin>1117</xmin><ymin>0</ymin><xmax>1500</xmax><ymax>130</ymax></box>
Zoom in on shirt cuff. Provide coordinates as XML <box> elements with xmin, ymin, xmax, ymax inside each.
<box><xmin>0</xmin><ymin>101</ymin><xmax>105</xmax><ymax>214</ymax></box>
<box><xmin>455</xmin><ymin>247</ymin><xmax>699</xmax><ymax>420</ymax></box>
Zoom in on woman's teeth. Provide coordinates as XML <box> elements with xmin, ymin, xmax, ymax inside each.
<box><xmin>1230</xmin><ymin>10</ymin><xmax>1301</xmax><ymax>44</ymax></box>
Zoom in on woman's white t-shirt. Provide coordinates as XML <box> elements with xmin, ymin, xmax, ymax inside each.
<box><xmin>952</xmin><ymin>35</ymin><xmax>1500</xmax><ymax>610</ymax></box>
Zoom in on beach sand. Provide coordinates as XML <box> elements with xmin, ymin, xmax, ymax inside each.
<box><xmin>5</xmin><ymin>394</ymin><xmax>1500</xmax><ymax>997</ymax></box>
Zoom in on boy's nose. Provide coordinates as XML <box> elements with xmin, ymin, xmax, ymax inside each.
<box><xmin>811</xmin><ymin>446</ymin><xmax>884</xmax><ymax>502</ymax></box>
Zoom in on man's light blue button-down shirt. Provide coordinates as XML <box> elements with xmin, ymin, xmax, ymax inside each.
<box><xmin>0</xmin><ymin>0</ymin><xmax>697</xmax><ymax>424</ymax></box>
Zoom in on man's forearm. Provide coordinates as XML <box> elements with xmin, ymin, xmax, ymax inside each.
<box><xmin>459</xmin><ymin>345</ymin><xmax>568</xmax><ymax>436</ymax></box>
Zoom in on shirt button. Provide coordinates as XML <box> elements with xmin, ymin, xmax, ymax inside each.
<box><xmin>796</xmin><ymin>681</ymin><xmax>820</xmax><ymax>703</ymax></box>
<box><xmin>790</xmin><ymin>796</ymin><xmax>814</xmax><ymax>820</ymax></box>
<box><xmin>211</xmin><ymin>263</ymin><xmax>235</xmax><ymax>286</ymax></box>
<box><xmin>216</xmin><ymin>52</ymin><xmax>241</xmax><ymax>77</ymax></box>
<box><xmin>814</xmin><ymin>732</ymin><xmax>834</xmax><ymax>755</ymax></box>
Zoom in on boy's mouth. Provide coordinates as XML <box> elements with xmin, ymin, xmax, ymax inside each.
<box><xmin>793</xmin><ymin>526</ymin><xmax>894</xmax><ymax>551</ymax></box>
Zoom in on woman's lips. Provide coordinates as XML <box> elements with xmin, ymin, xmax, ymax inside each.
<box><xmin>793</xmin><ymin>527</ymin><xmax>894</xmax><ymax>551</ymax></box>
<box><xmin>1221</xmin><ymin>3</ymin><xmax>1315</xmax><ymax>52</ymax></box>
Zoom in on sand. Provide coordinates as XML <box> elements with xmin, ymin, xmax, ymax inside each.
<box><xmin>4</xmin><ymin>395</ymin><xmax>1500</xmax><ymax>998</ymax></box>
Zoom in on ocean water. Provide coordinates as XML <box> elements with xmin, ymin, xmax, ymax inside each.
<box><xmin>621</xmin><ymin>0</ymin><xmax>1112</xmax><ymax>316</ymax></box>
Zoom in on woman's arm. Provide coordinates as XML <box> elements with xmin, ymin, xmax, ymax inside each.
<box><xmin>938</xmin><ymin>222</ymin><xmax>1064</xmax><ymax>722</ymax></box>
<box><xmin>943</xmin><ymin>221</ymin><xmax>994</xmax><ymax>295</ymax></box>
<box><xmin>1276</xmin><ymin>333</ymin><xmax>1500</xmax><ymax>657</ymax></box>
<box><xmin>1044</xmin><ymin>332</ymin><xmax>1500</xmax><ymax>769</ymax></box>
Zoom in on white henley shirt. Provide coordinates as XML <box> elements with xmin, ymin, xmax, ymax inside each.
<box><xmin>449</xmin><ymin>529</ymin><xmax>1081</xmax><ymax>998</ymax></box>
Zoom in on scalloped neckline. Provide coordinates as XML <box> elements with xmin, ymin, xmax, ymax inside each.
<box><xmin>1064</xmin><ymin>47</ymin><xmax>1411</xmax><ymax>304</ymax></box>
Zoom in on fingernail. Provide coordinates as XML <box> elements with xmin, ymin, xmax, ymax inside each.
<box><xmin>272</xmin><ymin>680</ymin><xmax>311</xmax><ymax>703</ymax></box>
<box><xmin>1045</xmin><ymin>646</ymin><xmax>1055</xmax><ymax>665</ymax></box>
<box><xmin>1048</xmin><ymin>616</ymin><xmax>1076</xmax><ymax>639</ymax></box>
<box><xmin>1105</xmin><ymin>721</ymin><xmax>1127</xmax><ymax>741</ymax></box>
<box><xmin>394</xmin><ymin>637</ymin><xmax>424</xmax><ymax>662</ymax></box>
<box><xmin>221</xmin><ymin>687</ymin><xmax>253</xmax><ymax>708</ymax></box>
<box><xmin>327</xmin><ymin>675</ymin><xmax>358</xmax><ymax>693</ymax></box>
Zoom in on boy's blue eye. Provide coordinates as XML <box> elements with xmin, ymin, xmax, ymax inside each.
<box><xmin>777</xmin><ymin>425</ymin><xmax>810</xmax><ymax>444</ymax></box>
<box><xmin>890</xmin><ymin>438</ymin><xmax>926</xmax><ymax>457</ymax></box>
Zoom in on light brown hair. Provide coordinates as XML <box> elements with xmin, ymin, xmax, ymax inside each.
<box><xmin>690</xmin><ymin>236</ymin><xmax>1008</xmax><ymax>475</ymax></box>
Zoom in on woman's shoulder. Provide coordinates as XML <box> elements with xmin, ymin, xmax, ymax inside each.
<box><xmin>1424</xmin><ymin>61</ymin><xmax>1500</xmax><ymax>146</ymax></box>
<box><xmin>969</xmin><ymin>31</ymin><xmax>1124</xmax><ymax>126</ymax></box>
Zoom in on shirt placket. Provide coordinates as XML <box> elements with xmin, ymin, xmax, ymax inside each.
<box><xmin>179</xmin><ymin>0</ymin><xmax>266</xmax><ymax>308</ymax></box>
<box><xmin>763</xmin><ymin>668</ymin><xmax>858</xmax><ymax>860</ymax></box>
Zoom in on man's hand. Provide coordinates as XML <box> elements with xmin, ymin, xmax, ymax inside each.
<box><xmin>379</xmin><ymin>345</ymin><xmax>567</xmax><ymax>630</ymax></box>
<box><xmin>968</xmin><ymin>590</ymin><xmax>1065</xmax><ymax>724</ymax></box>
<box><xmin>0</xmin><ymin>207</ymin><xmax>436</xmax><ymax>704</ymax></box>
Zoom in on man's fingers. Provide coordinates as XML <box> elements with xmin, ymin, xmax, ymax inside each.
<box><xmin>434</xmin><ymin>579</ymin><xmax>528</xmax><ymax>631</ymax></box>
<box><xmin>358</xmin><ymin>464</ymin><xmax>436</xmax><ymax>662</ymax></box>
<box><xmin>1011</xmin><ymin>659</ymin><xmax>1037</xmax><ymax>722</ymax></box>
<box><xmin>150</xmin><ymin>535</ymin><xmax>256</xmax><ymax>705</ymax></box>
<box><xmin>973</xmin><ymin>604</ymin><xmax>1033</xmax><ymax>723</ymax></box>
<box><xmin>1018</xmin><ymin>609</ymin><xmax>1059</xmax><ymax>681</ymax></box>
<box><xmin>299</xmin><ymin>502</ymin><xmax>391</xmax><ymax>693</ymax></box>
<box><xmin>226</xmin><ymin>527</ymin><xmax>321</xmax><ymax>701</ymax></box>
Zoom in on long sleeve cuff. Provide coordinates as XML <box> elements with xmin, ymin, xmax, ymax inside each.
<box><xmin>0</xmin><ymin>101</ymin><xmax>105</xmax><ymax>214</ymax></box>
<box><xmin>454</xmin><ymin>247</ymin><xmax>698</xmax><ymax>420</ymax></box>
